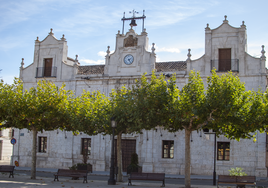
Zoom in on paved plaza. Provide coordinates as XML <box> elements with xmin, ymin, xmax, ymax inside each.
<box><xmin>0</xmin><ymin>167</ymin><xmax>268</xmax><ymax>188</ymax></box>
<box><xmin>0</xmin><ymin>176</ymin><xmax>213</xmax><ymax>188</ymax></box>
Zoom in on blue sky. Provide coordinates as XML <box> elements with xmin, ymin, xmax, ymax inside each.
<box><xmin>1</xmin><ymin>0</ymin><xmax>268</xmax><ymax>84</ymax></box>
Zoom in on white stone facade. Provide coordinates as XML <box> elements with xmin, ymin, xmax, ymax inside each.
<box><xmin>14</xmin><ymin>16</ymin><xmax>268</xmax><ymax>177</ymax></box>
<box><xmin>0</xmin><ymin>128</ymin><xmax>14</xmax><ymax>165</ymax></box>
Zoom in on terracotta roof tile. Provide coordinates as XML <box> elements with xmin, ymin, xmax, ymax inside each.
<box><xmin>155</xmin><ymin>61</ymin><xmax>186</xmax><ymax>72</ymax></box>
<box><xmin>77</xmin><ymin>65</ymin><xmax>105</xmax><ymax>75</ymax></box>
<box><xmin>77</xmin><ymin>61</ymin><xmax>186</xmax><ymax>75</ymax></box>
<box><xmin>67</xmin><ymin>57</ymin><xmax>75</xmax><ymax>62</ymax></box>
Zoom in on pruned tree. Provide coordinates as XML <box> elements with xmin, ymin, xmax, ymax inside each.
<box><xmin>127</xmin><ymin>70</ymin><xmax>265</xmax><ymax>188</ymax></box>
<box><xmin>107</xmin><ymin>86</ymin><xmax>142</xmax><ymax>182</ymax></box>
<box><xmin>66</xmin><ymin>90</ymin><xmax>110</xmax><ymax>135</ymax></box>
<box><xmin>205</xmin><ymin>70</ymin><xmax>266</xmax><ymax>140</ymax></box>
<box><xmin>0</xmin><ymin>79</ymin><xmax>72</xmax><ymax>179</ymax></box>
<box><xmin>107</xmin><ymin>72</ymin><xmax>178</xmax><ymax>181</ymax></box>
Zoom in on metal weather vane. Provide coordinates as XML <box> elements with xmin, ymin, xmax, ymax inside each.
<box><xmin>129</xmin><ymin>9</ymin><xmax>138</xmax><ymax>18</ymax></box>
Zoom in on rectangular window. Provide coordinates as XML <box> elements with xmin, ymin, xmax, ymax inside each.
<box><xmin>219</xmin><ymin>48</ymin><xmax>231</xmax><ymax>71</ymax></box>
<box><xmin>217</xmin><ymin>142</ymin><xmax>230</xmax><ymax>161</ymax></box>
<box><xmin>44</xmin><ymin>58</ymin><xmax>53</xmax><ymax>77</ymax></box>
<box><xmin>162</xmin><ymin>140</ymin><xmax>174</xmax><ymax>159</ymax></box>
<box><xmin>38</xmin><ymin>137</ymin><xmax>47</xmax><ymax>153</ymax></box>
<box><xmin>81</xmin><ymin>138</ymin><xmax>91</xmax><ymax>155</ymax></box>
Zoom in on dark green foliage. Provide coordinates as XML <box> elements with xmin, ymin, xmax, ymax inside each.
<box><xmin>127</xmin><ymin>153</ymin><xmax>141</xmax><ymax>174</ymax></box>
<box><xmin>130</xmin><ymin>153</ymin><xmax>139</xmax><ymax>166</ymax></box>
<box><xmin>69</xmin><ymin>164</ymin><xmax>77</xmax><ymax>170</ymax></box>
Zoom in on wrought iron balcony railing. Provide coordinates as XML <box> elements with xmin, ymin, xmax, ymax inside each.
<box><xmin>210</xmin><ymin>59</ymin><xmax>239</xmax><ymax>72</ymax></box>
<box><xmin>36</xmin><ymin>67</ymin><xmax>57</xmax><ymax>78</ymax></box>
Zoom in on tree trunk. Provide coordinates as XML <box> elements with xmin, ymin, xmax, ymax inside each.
<box><xmin>31</xmin><ymin>127</ymin><xmax>37</xmax><ymax>179</ymax></box>
<box><xmin>185</xmin><ymin>129</ymin><xmax>191</xmax><ymax>188</ymax></box>
<box><xmin>117</xmin><ymin>131</ymin><xmax>123</xmax><ymax>182</ymax></box>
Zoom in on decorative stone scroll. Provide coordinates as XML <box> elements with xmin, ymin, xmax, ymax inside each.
<box><xmin>124</xmin><ymin>35</ymin><xmax>138</xmax><ymax>47</ymax></box>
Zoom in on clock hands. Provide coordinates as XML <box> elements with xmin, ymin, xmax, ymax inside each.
<box><xmin>128</xmin><ymin>57</ymin><xmax>132</xmax><ymax>63</ymax></box>
<box><xmin>124</xmin><ymin>54</ymin><xmax>134</xmax><ymax>65</ymax></box>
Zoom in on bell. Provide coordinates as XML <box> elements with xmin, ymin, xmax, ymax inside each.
<box><xmin>129</xmin><ymin>19</ymin><xmax>137</xmax><ymax>27</ymax></box>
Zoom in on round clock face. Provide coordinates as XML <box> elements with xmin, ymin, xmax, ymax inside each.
<box><xmin>124</xmin><ymin>54</ymin><xmax>134</xmax><ymax>65</ymax></box>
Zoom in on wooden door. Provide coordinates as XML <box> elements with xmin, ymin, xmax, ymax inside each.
<box><xmin>44</xmin><ymin>58</ymin><xmax>52</xmax><ymax>77</ymax></box>
<box><xmin>115</xmin><ymin>139</ymin><xmax>136</xmax><ymax>172</ymax></box>
<box><xmin>219</xmin><ymin>49</ymin><xmax>231</xmax><ymax>71</ymax></box>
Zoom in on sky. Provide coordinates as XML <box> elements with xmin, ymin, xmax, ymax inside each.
<box><xmin>1</xmin><ymin>0</ymin><xmax>268</xmax><ymax>84</ymax></box>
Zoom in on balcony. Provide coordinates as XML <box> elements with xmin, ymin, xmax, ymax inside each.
<box><xmin>36</xmin><ymin>67</ymin><xmax>57</xmax><ymax>78</ymax></box>
<box><xmin>211</xmin><ymin>59</ymin><xmax>239</xmax><ymax>72</ymax></box>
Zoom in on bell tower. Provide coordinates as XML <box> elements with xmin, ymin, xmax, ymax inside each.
<box><xmin>104</xmin><ymin>10</ymin><xmax>156</xmax><ymax>77</ymax></box>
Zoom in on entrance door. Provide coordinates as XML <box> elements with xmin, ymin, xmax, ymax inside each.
<box><xmin>219</xmin><ymin>49</ymin><xmax>231</xmax><ymax>71</ymax></box>
<box><xmin>44</xmin><ymin>58</ymin><xmax>52</xmax><ymax>77</ymax></box>
<box><xmin>115</xmin><ymin>139</ymin><xmax>136</xmax><ymax>172</ymax></box>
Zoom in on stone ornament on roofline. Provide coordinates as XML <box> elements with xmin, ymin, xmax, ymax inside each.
<box><xmin>261</xmin><ymin>45</ymin><xmax>266</xmax><ymax>60</ymax></box>
<box><xmin>61</xmin><ymin>34</ymin><xmax>66</xmax><ymax>41</ymax></box>
<box><xmin>117</xmin><ymin>30</ymin><xmax>121</xmax><ymax>36</ymax></box>
<box><xmin>35</xmin><ymin>36</ymin><xmax>40</xmax><ymax>42</ymax></box>
<box><xmin>75</xmin><ymin>55</ymin><xmax>80</xmax><ymax>65</ymax></box>
<box><xmin>223</xmin><ymin>15</ymin><xmax>228</xmax><ymax>24</ymax></box>
<box><xmin>205</xmin><ymin>23</ymin><xmax>210</xmax><ymax>31</ymax></box>
<box><xmin>241</xmin><ymin>21</ymin><xmax>246</xmax><ymax>28</ymax></box>
<box><xmin>187</xmin><ymin>49</ymin><xmax>191</xmax><ymax>61</ymax></box>
<box><xmin>49</xmin><ymin>28</ymin><xmax>54</xmax><ymax>35</ymax></box>
<box><xmin>151</xmin><ymin>43</ymin><xmax>155</xmax><ymax>54</ymax></box>
<box><xmin>106</xmin><ymin>46</ymin><xmax>110</xmax><ymax>55</ymax></box>
<box><xmin>21</xmin><ymin>58</ymin><xmax>24</xmax><ymax>68</ymax></box>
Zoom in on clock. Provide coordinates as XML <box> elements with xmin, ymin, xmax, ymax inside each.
<box><xmin>124</xmin><ymin>54</ymin><xmax>134</xmax><ymax>65</ymax></box>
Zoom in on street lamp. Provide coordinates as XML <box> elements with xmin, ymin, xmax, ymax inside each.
<box><xmin>204</xmin><ymin>129</ymin><xmax>217</xmax><ymax>186</ymax></box>
<box><xmin>108</xmin><ymin>116</ymin><xmax>117</xmax><ymax>185</ymax></box>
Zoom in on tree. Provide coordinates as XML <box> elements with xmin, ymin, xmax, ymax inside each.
<box><xmin>106</xmin><ymin>72</ymin><xmax>178</xmax><ymax>181</ymax></box>
<box><xmin>66</xmin><ymin>90</ymin><xmax>110</xmax><ymax>135</ymax></box>
<box><xmin>166</xmin><ymin>71</ymin><xmax>207</xmax><ymax>188</ymax></box>
<box><xmin>129</xmin><ymin>72</ymin><xmax>178</xmax><ymax>130</ymax></box>
<box><xmin>170</xmin><ymin>70</ymin><xmax>267</xmax><ymax>188</ymax></box>
<box><xmin>107</xmin><ymin>87</ymin><xmax>142</xmax><ymax>182</ymax></box>
<box><xmin>0</xmin><ymin>79</ymin><xmax>72</xmax><ymax>179</ymax></box>
<box><xmin>127</xmin><ymin>70</ymin><xmax>264</xmax><ymax>188</ymax></box>
<box><xmin>205</xmin><ymin>70</ymin><xmax>266</xmax><ymax>140</ymax></box>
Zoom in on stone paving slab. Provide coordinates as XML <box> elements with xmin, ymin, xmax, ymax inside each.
<box><xmin>0</xmin><ymin>173</ymin><xmax>218</xmax><ymax>188</ymax></box>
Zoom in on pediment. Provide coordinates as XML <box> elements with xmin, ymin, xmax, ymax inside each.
<box><xmin>212</xmin><ymin>23</ymin><xmax>239</xmax><ymax>34</ymax></box>
<box><xmin>40</xmin><ymin>35</ymin><xmax>59</xmax><ymax>45</ymax></box>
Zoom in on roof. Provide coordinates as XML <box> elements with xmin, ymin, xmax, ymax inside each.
<box><xmin>78</xmin><ymin>65</ymin><xmax>105</xmax><ymax>75</ymax></box>
<box><xmin>77</xmin><ymin>61</ymin><xmax>187</xmax><ymax>75</ymax></box>
<box><xmin>155</xmin><ymin>61</ymin><xmax>186</xmax><ymax>72</ymax></box>
<box><xmin>67</xmin><ymin>57</ymin><xmax>75</xmax><ymax>62</ymax></box>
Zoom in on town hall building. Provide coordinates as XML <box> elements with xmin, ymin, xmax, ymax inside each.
<box><xmin>8</xmin><ymin>15</ymin><xmax>268</xmax><ymax>177</ymax></box>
